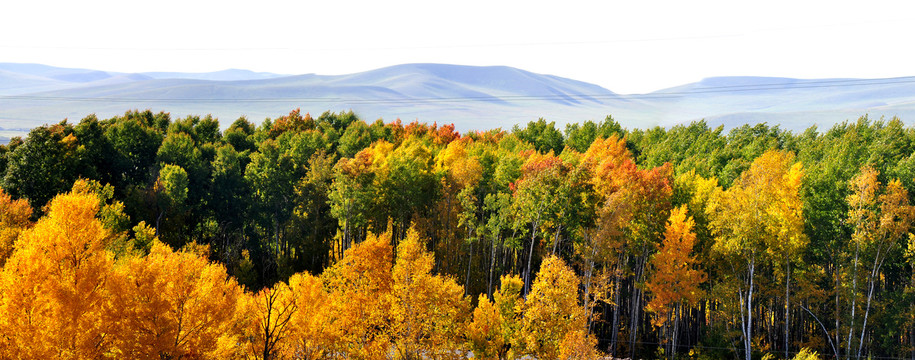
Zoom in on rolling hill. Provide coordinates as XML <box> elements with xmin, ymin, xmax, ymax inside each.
<box><xmin>1</xmin><ymin>63</ymin><xmax>914</xmax><ymax>141</ymax></box>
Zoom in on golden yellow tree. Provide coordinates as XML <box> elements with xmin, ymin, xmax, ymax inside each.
<box><xmin>432</xmin><ymin>137</ymin><xmax>482</xmax><ymax>290</ymax></box>
<box><xmin>557</xmin><ymin>328</ymin><xmax>601</xmax><ymax>360</ymax></box>
<box><xmin>320</xmin><ymin>231</ymin><xmax>394</xmax><ymax>359</ymax></box>
<box><xmin>845</xmin><ymin>167</ymin><xmax>915</xmax><ymax>359</ymax></box>
<box><xmin>467</xmin><ymin>294</ymin><xmax>505</xmax><ymax>360</ymax></box>
<box><xmin>707</xmin><ymin>149</ymin><xmax>806</xmax><ymax>360</ymax></box>
<box><xmin>284</xmin><ymin>272</ymin><xmax>332</xmax><ymax>360</ymax></box>
<box><xmin>496</xmin><ymin>275</ymin><xmax>525</xmax><ymax>359</ymax></box>
<box><xmin>520</xmin><ymin>256</ymin><xmax>592</xmax><ymax>359</ymax></box>
<box><xmin>0</xmin><ymin>191</ymin><xmax>115</xmax><ymax>359</ymax></box>
<box><xmin>467</xmin><ymin>275</ymin><xmax>525</xmax><ymax>360</ymax></box>
<box><xmin>645</xmin><ymin>205</ymin><xmax>706</xmax><ymax>360</ymax></box>
<box><xmin>235</xmin><ymin>281</ymin><xmax>298</xmax><ymax>360</ymax></box>
<box><xmin>389</xmin><ymin>228</ymin><xmax>469</xmax><ymax>359</ymax></box>
<box><xmin>109</xmin><ymin>241</ymin><xmax>242</xmax><ymax>359</ymax></box>
<box><xmin>0</xmin><ymin>188</ymin><xmax>32</xmax><ymax>267</ymax></box>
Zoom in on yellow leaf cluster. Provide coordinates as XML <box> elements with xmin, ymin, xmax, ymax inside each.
<box><xmin>286</xmin><ymin>272</ymin><xmax>331</xmax><ymax>359</ymax></box>
<box><xmin>109</xmin><ymin>241</ymin><xmax>241</xmax><ymax>359</ymax></box>
<box><xmin>0</xmin><ymin>189</ymin><xmax>31</xmax><ymax>266</ymax></box>
<box><xmin>790</xmin><ymin>347</ymin><xmax>821</xmax><ymax>360</ymax></box>
<box><xmin>708</xmin><ymin>150</ymin><xmax>807</xmax><ymax>260</ymax></box>
<box><xmin>846</xmin><ymin>167</ymin><xmax>915</xmax><ymax>254</ymax></box>
<box><xmin>520</xmin><ymin>256</ymin><xmax>587</xmax><ymax>359</ymax></box>
<box><xmin>319</xmin><ymin>231</ymin><xmax>394</xmax><ymax>358</ymax></box>
<box><xmin>466</xmin><ymin>275</ymin><xmax>524</xmax><ymax>360</ymax></box>
<box><xmin>435</xmin><ymin>139</ymin><xmax>482</xmax><ymax>190</ymax></box>
<box><xmin>389</xmin><ymin>228</ymin><xmax>469</xmax><ymax>359</ymax></box>
<box><xmin>233</xmin><ymin>281</ymin><xmax>299</xmax><ymax>359</ymax></box>
<box><xmin>0</xmin><ymin>191</ymin><xmax>114</xmax><ymax>358</ymax></box>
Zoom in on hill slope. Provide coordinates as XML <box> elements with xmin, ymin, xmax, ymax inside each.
<box><xmin>0</xmin><ymin>63</ymin><xmax>639</xmax><ymax>131</ymax></box>
<box><xmin>647</xmin><ymin>76</ymin><xmax>915</xmax><ymax>130</ymax></box>
<box><xmin>1</xmin><ymin>63</ymin><xmax>914</xmax><ymax>133</ymax></box>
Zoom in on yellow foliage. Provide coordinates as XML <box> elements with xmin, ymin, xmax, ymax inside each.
<box><xmin>234</xmin><ymin>281</ymin><xmax>298</xmax><ymax>359</ymax></box>
<box><xmin>366</xmin><ymin>140</ymin><xmax>395</xmax><ymax>178</ymax></box>
<box><xmin>320</xmin><ymin>231</ymin><xmax>394</xmax><ymax>359</ymax></box>
<box><xmin>285</xmin><ymin>272</ymin><xmax>332</xmax><ymax>359</ymax></box>
<box><xmin>109</xmin><ymin>241</ymin><xmax>241</xmax><ymax>359</ymax></box>
<box><xmin>389</xmin><ymin>228</ymin><xmax>469</xmax><ymax>359</ymax></box>
<box><xmin>878</xmin><ymin>179</ymin><xmax>915</xmax><ymax>244</ymax></box>
<box><xmin>0</xmin><ymin>191</ymin><xmax>114</xmax><ymax>358</ymax></box>
<box><xmin>435</xmin><ymin>139</ymin><xmax>483</xmax><ymax>190</ymax></box>
<box><xmin>467</xmin><ymin>275</ymin><xmax>525</xmax><ymax>360</ymax></box>
<box><xmin>558</xmin><ymin>329</ymin><xmax>601</xmax><ymax>360</ymax></box>
<box><xmin>494</xmin><ymin>275</ymin><xmax>524</xmax><ymax>356</ymax></box>
<box><xmin>520</xmin><ymin>256</ymin><xmax>588</xmax><ymax>359</ymax></box>
<box><xmin>467</xmin><ymin>294</ymin><xmax>505</xmax><ymax>360</ymax></box>
<box><xmin>708</xmin><ymin>150</ymin><xmax>807</xmax><ymax>260</ymax></box>
<box><xmin>847</xmin><ymin>166</ymin><xmax>880</xmax><ymax>248</ymax></box>
<box><xmin>0</xmin><ymin>188</ymin><xmax>32</xmax><ymax>267</ymax></box>
<box><xmin>791</xmin><ymin>347</ymin><xmax>821</xmax><ymax>360</ymax></box>
<box><xmin>847</xmin><ymin>166</ymin><xmax>915</xmax><ymax>255</ymax></box>
<box><xmin>673</xmin><ymin>170</ymin><xmax>720</xmax><ymax>224</ymax></box>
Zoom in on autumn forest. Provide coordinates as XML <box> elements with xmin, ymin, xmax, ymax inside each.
<box><xmin>2</xmin><ymin>109</ymin><xmax>915</xmax><ymax>360</ymax></box>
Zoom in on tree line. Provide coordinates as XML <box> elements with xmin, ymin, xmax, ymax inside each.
<box><xmin>2</xmin><ymin>108</ymin><xmax>915</xmax><ymax>359</ymax></box>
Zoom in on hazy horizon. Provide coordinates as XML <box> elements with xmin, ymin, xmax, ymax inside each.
<box><xmin>3</xmin><ymin>61</ymin><xmax>914</xmax><ymax>140</ymax></box>
<box><xmin>3</xmin><ymin>1</ymin><xmax>914</xmax><ymax>94</ymax></box>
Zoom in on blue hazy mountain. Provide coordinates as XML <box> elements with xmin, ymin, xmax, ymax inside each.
<box><xmin>142</xmin><ymin>69</ymin><xmax>287</xmax><ymax>81</ymax></box>
<box><xmin>646</xmin><ymin>76</ymin><xmax>915</xmax><ymax>130</ymax></box>
<box><xmin>0</xmin><ymin>63</ymin><xmax>637</xmax><ymax>131</ymax></box>
<box><xmin>1</xmin><ymin>63</ymin><xmax>913</xmax><ymax>134</ymax></box>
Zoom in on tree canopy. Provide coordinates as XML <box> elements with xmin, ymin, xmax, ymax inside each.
<box><xmin>2</xmin><ymin>110</ymin><xmax>915</xmax><ymax>359</ymax></box>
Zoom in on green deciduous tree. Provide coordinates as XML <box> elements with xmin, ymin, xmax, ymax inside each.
<box><xmin>513</xmin><ymin>118</ymin><xmax>564</xmax><ymax>154</ymax></box>
<box><xmin>154</xmin><ymin>164</ymin><xmax>189</xmax><ymax>239</ymax></box>
<box><xmin>1</xmin><ymin>123</ymin><xmax>80</xmax><ymax>211</ymax></box>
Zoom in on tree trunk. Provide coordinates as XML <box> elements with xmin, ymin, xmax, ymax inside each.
<box><xmin>857</xmin><ymin>257</ymin><xmax>883</xmax><ymax>360</ymax></box>
<box><xmin>344</xmin><ymin>200</ymin><xmax>352</xmax><ymax>254</ymax></box>
<box><xmin>785</xmin><ymin>260</ymin><xmax>791</xmax><ymax>360</ymax></box>
<box><xmin>910</xmin><ymin>324</ymin><xmax>914</xmax><ymax>360</ymax></box>
<box><xmin>584</xmin><ymin>241</ymin><xmax>597</xmax><ymax>331</ymax></box>
<box><xmin>835</xmin><ymin>260</ymin><xmax>841</xmax><ymax>359</ymax></box>
<box><xmin>801</xmin><ymin>303</ymin><xmax>838</xmax><ymax>359</ymax></box>
<box><xmin>746</xmin><ymin>258</ymin><xmax>755</xmax><ymax>360</ymax></box>
<box><xmin>155</xmin><ymin>210</ymin><xmax>164</xmax><ymax>237</ymax></box>
<box><xmin>671</xmin><ymin>304</ymin><xmax>681</xmax><ymax>360</ymax></box>
<box><xmin>523</xmin><ymin>215</ymin><xmax>541</xmax><ymax>297</ymax></box>
<box><xmin>488</xmin><ymin>233</ymin><xmax>498</xmax><ymax>299</ymax></box>
<box><xmin>628</xmin><ymin>248</ymin><xmax>649</xmax><ymax>359</ymax></box>
<box><xmin>464</xmin><ymin>240</ymin><xmax>473</xmax><ymax>296</ymax></box>
<box><xmin>610</xmin><ymin>253</ymin><xmax>626</xmax><ymax>355</ymax></box>
<box><xmin>848</xmin><ymin>242</ymin><xmax>860</xmax><ymax>356</ymax></box>
<box><xmin>737</xmin><ymin>257</ymin><xmax>756</xmax><ymax>360</ymax></box>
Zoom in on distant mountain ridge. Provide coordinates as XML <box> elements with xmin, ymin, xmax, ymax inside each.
<box><xmin>1</xmin><ymin>62</ymin><xmax>914</xmax><ymax>134</ymax></box>
<box><xmin>142</xmin><ymin>69</ymin><xmax>288</xmax><ymax>81</ymax></box>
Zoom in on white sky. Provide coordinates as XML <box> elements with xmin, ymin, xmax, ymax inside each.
<box><xmin>2</xmin><ymin>0</ymin><xmax>914</xmax><ymax>94</ymax></box>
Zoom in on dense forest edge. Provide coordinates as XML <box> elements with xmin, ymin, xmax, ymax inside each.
<box><xmin>1</xmin><ymin>108</ymin><xmax>914</xmax><ymax>359</ymax></box>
